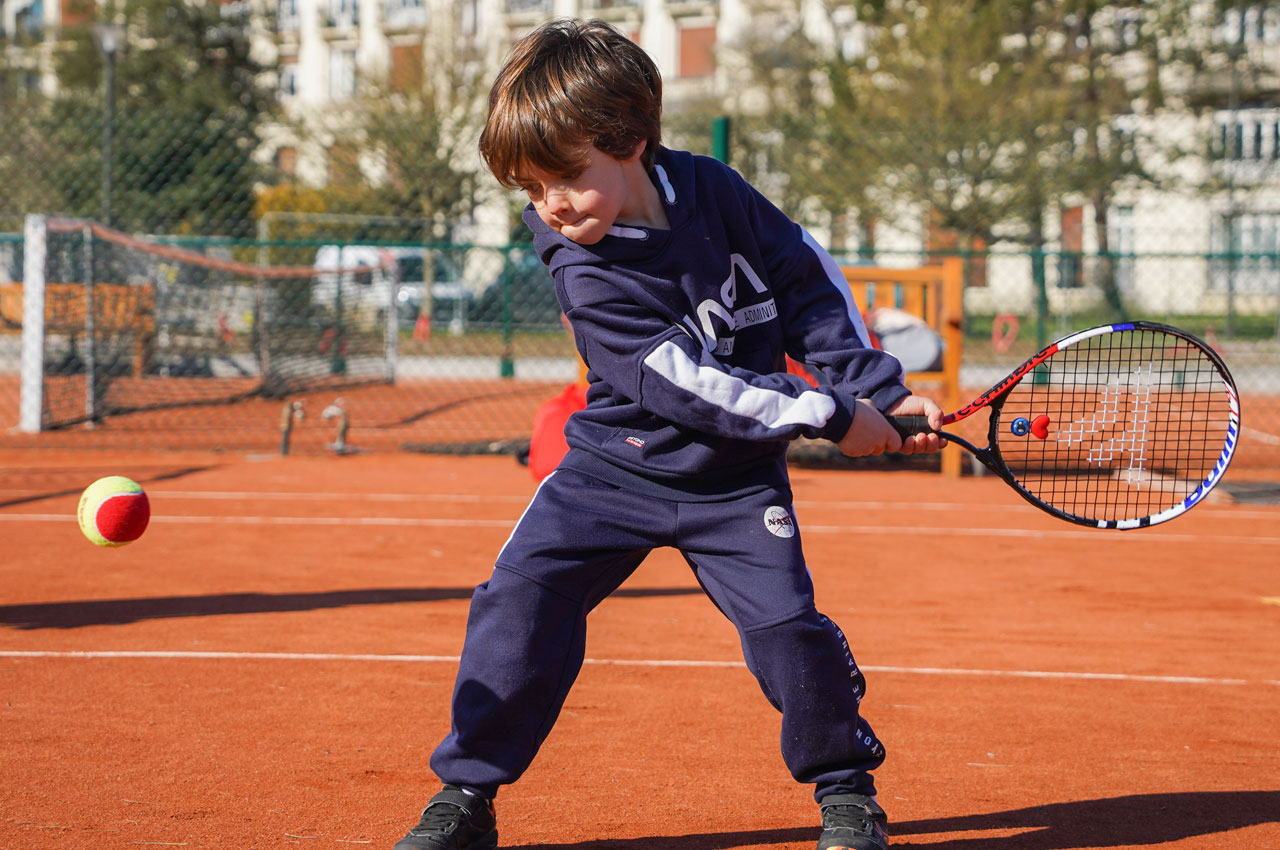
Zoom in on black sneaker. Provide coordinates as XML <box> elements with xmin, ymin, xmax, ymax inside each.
<box><xmin>817</xmin><ymin>793</ymin><xmax>888</xmax><ymax>850</ymax></box>
<box><xmin>392</xmin><ymin>786</ymin><xmax>498</xmax><ymax>850</ymax></box>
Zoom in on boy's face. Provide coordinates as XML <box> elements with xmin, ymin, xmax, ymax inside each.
<box><xmin>515</xmin><ymin>144</ymin><xmax>640</xmax><ymax>246</ymax></box>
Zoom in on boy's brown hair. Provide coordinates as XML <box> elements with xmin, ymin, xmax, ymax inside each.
<box><xmin>479</xmin><ymin>18</ymin><xmax>663</xmax><ymax>188</ymax></box>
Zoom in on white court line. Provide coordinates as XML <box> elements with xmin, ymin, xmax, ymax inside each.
<box><xmin>4</xmin><ymin>512</ymin><xmax>1277</xmax><ymax>544</ymax></box>
<box><xmin>1242</xmin><ymin>425</ymin><xmax>1280</xmax><ymax>446</ymax></box>
<box><xmin>2</xmin><ymin>489</ymin><xmax>1268</xmax><ymax>520</ymax></box>
<box><xmin>1</xmin><ymin>650</ymin><xmax>1274</xmax><ymax>687</ymax></box>
<box><xmin>0</xmin><ymin>489</ymin><xmax>530</xmax><ymax>504</ymax></box>
<box><xmin>0</xmin><ymin>513</ymin><xmax>513</xmax><ymax>528</ymax></box>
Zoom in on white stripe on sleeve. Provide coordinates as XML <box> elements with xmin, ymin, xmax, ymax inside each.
<box><xmin>801</xmin><ymin>228</ymin><xmax>874</xmax><ymax>349</ymax></box>
<box><xmin>644</xmin><ymin>340</ymin><xmax>836</xmax><ymax>430</ymax></box>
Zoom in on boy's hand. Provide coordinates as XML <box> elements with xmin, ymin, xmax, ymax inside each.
<box><xmin>884</xmin><ymin>394</ymin><xmax>946</xmax><ymax>455</ymax></box>
<box><xmin>834</xmin><ymin>395</ymin><xmax>946</xmax><ymax>458</ymax></box>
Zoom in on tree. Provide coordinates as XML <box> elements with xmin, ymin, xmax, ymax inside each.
<box><xmin>296</xmin><ymin>16</ymin><xmax>488</xmax><ymax>245</ymax></box>
<box><xmin>729</xmin><ymin>0</ymin><xmax>1073</xmax><ymax>261</ymax></box>
<box><xmin>45</xmin><ymin>0</ymin><xmax>277</xmax><ymax>236</ymax></box>
<box><xmin>840</xmin><ymin>1</ymin><xmax>1073</xmax><ymax>249</ymax></box>
<box><xmin>733</xmin><ymin>0</ymin><xmax>1210</xmax><ymax>323</ymax></box>
<box><xmin>725</xmin><ymin>7</ymin><xmax>893</xmax><ymax>251</ymax></box>
<box><xmin>1034</xmin><ymin>1</ymin><xmax>1200</xmax><ymax>315</ymax></box>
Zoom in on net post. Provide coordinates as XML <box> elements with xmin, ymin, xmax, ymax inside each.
<box><xmin>385</xmin><ymin>253</ymin><xmax>399</xmax><ymax>383</ymax></box>
<box><xmin>254</xmin><ymin>271</ymin><xmax>272</xmax><ymax>393</ymax></box>
<box><xmin>19</xmin><ymin>214</ymin><xmax>47</xmax><ymax>433</ymax></box>
<box><xmin>82</xmin><ymin>223</ymin><xmax>98</xmax><ymax>425</ymax></box>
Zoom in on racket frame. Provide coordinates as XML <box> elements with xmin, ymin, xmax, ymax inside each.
<box><xmin>898</xmin><ymin>321</ymin><xmax>1240</xmax><ymax>529</ymax></box>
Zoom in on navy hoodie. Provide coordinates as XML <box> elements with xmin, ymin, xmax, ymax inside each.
<box><xmin>526</xmin><ymin>147</ymin><xmax>909</xmax><ymax>499</ymax></box>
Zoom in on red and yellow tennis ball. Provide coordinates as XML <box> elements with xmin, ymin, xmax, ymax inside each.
<box><xmin>77</xmin><ymin>476</ymin><xmax>150</xmax><ymax>547</ymax></box>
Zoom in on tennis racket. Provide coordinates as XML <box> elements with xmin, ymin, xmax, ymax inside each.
<box><xmin>889</xmin><ymin>321</ymin><xmax>1240</xmax><ymax>529</ymax></box>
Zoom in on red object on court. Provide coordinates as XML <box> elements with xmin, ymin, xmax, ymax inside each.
<box><xmin>785</xmin><ymin>357</ymin><xmax>819</xmax><ymax>387</ymax></box>
<box><xmin>528</xmin><ymin>383</ymin><xmax>589</xmax><ymax>480</ymax></box>
<box><xmin>785</xmin><ymin>313</ymin><xmax>880</xmax><ymax>387</ymax></box>
<box><xmin>992</xmin><ymin>313</ymin><xmax>1020</xmax><ymax>352</ymax></box>
<box><xmin>413</xmin><ymin>313</ymin><xmax>431</xmax><ymax>342</ymax></box>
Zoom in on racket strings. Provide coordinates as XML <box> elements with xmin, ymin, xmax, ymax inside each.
<box><xmin>997</xmin><ymin>329</ymin><xmax>1233</xmax><ymax>524</ymax></box>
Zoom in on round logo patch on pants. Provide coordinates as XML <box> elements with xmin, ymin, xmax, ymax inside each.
<box><xmin>763</xmin><ymin>506</ymin><xmax>796</xmax><ymax>538</ymax></box>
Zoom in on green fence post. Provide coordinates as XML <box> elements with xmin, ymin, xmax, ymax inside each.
<box><xmin>1032</xmin><ymin>246</ymin><xmax>1048</xmax><ymax>385</ymax></box>
<box><xmin>331</xmin><ymin>276</ymin><xmax>347</xmax><ymax>375</ymax></box>
<box><xmin>712</xmin><ymin>116</ymin><xmax>731</xmax><ymax>164</ymax></box>
<box><xmin>500</xmin><ymin>254</ymin><xmax>515</xmax><ymax>378</ymax></box>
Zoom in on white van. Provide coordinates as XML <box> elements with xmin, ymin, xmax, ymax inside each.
<box><xmin>312</xmin><ymin>245</ymin><xmax>469</xmax><ymax>334</ymax></box>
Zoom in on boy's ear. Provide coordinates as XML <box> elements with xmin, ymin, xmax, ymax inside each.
<box><xmin>624</xmin><ymin>140</ymin><xmax>646</xmax><ymax>162</ymax></box>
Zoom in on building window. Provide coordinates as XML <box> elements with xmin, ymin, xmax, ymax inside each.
<box><xmin>390</xmin><ymin>43</ymin><xmax>423</xmax><ymax>92</ymax></box>
<box><xmin>330</xmin><ymin>49</ymin><xmax>356</xmax><ymax>99</ymax></box>
<box><xmin>326</xmin><ymin>0</ymin><xmax>358</xmax><ymax>29</ymax></box>
<box><xmin>1058</xmin><ymin>206</ymin><xmax>1084</xmax><ymax>288</ymax></box>
<box><xmin>386</xmin><ymin>0</ymin><xmax>427</xmax><ymax>30</ymax></box>
<box><xmin>460</xmin><ymin>0</ymin><xmax>477</xmax><ymax>36</ymax></box>
<box><xmin>276</xmin><ymin>146</ymin><xmax>298</xmax><ymax>177</ymax></box>
<box><xmin>925</xmin><ymin>211</ymin><xmax>988</xmax><ymax>287</ymax></box>
<box><xmin>1106</xmin><ymin>205</ymin><xmax>1135</xmax><ymax>296</ymax></box>
<box><xmin>279</xmin><ymin>63</ymin><xmax>298</xmax><ymax>98</ymax></box>
<box><xmin>1219</xmin><ymin>4</ymin><xmax>1280</xmax><ymax>46</ymax></box>
<box><xmin>1214</xmin><ymin>108</ymin><xmax>1280</xmax><ymax>163</ymax></box>
<box><xmin>277</xmin><ymin>0</ymin><xmax>299</xmax><ymax>31</ymax></box>
<box><xmin>328</xmin><ymin>144</ymin><xmax>360</xmax><ymax>184</ymax></box>
<box><xmin>1109</xmin><ymin>8</ymin><xmax>1141</xmax><ymax>48</ymax></box>
<box><xmin>506</xmin><ymin>0</ymin><xmax>551</xmax><ymax>14</ymax></box>
<box><xmin>15</xmin><ymin>0</ymin><xmax>44</xmax><ymax>38</ymax></box>
<box><xmin>678</xmin><ymin>25</ymin><xmax>715</xmax><ymax>78</ymax></box>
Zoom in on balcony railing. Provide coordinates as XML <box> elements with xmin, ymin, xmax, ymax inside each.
<box><xmin>581</xmin><ymin>0</ymin><xmax>643</xmax><ymax>9</ymax></box>
<box><xmin>506</xmin><ymin>0</ymin><xmax>552</xmax><ymax>15</ymax></box>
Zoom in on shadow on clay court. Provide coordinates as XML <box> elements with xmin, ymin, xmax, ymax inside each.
<box><xmin>0</xmin><ymin>465</ymin><xmax>216</xmax><ymax>509</ymax></box>
<box><xmin>0</xmin><ymin>586</ymin><xmax>702</xmax><ymax>630</ymax></box>
<box><xmin>889</xmin><ymin>791</ymin><xmax>1280</xmax><ymax>848</ymax></box>
<box><xmin>506</xmin><ymin>790</ymin><xmax>1280</xmax><ymax>849</ymax></box>
<box><xmin>388</xmin><ymin>384</ymin><xmax>551</xmax><ymax>427</ymax></box>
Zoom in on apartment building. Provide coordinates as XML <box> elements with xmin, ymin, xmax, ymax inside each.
<box><xmin>259</xmin><ymin>0</ymin><xmax>762</xmax><ymax>243</ymax></box>
<box><xmin>270</xmin><ymin>0</ymin><xmax>745</xmax><ymax>105</ymax></box>
<box><xmin>5</xmin><ymin>0</ymin><xmax>1278</xmax><ymax>317</ymax></box>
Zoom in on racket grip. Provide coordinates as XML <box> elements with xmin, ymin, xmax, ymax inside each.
<box><xmin>887</xmin><ymin>414</ymin><xmax>934</xmax><ymax>439</ymax></box>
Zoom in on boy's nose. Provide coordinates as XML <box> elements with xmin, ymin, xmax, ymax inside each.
<box><xmin>545</xmin><ymin>187</ymin><xmax>573</xmax><ymax>215</ymax></box>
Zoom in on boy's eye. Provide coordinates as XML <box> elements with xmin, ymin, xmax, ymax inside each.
<box><xmin>560</xmin><ymin>170</ymin><xmax>582</xmax><ymax>181</ymax></box>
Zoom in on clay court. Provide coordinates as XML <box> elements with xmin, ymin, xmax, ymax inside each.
<box><xmin>2</xmin><ymin>443</ymin><xmax>1278</xmax><ymax>849</ymax></box>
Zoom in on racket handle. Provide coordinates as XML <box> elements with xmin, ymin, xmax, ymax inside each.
<box><xmin>887</xmin><ymin>414</ymin><xmax>934</xmax><ymax>439</ymax></box>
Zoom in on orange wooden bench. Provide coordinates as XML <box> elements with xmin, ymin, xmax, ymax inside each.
<box><xmin>841</xmin><ymin>257</ymin><xmax>965</xmax><ymax>477</ymax></box>
<box><xmin>0</xmin><ymin>283</ymin><xmax>156</xmax><ymax>377</ymax></box>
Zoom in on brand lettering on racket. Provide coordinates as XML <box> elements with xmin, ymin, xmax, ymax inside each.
<box><xmin>954</xmin><ymin>344</ymin><xmax>1058</xmax><ymax>419</ymax></box>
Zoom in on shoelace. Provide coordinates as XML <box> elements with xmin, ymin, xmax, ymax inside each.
<box><xmin>409</xmin><ymin>802</ymin><xmax>466</xmax><ymax>834</ymax></box>
<box><xmin>822</xmin><ymin>802</ymin><xmax>878</xmax><ymax>832</ymax></box>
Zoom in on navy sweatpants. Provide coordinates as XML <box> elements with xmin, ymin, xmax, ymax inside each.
<box><xmin>429</xmin><ymin>466</ymin><xmax>885</xmax><ymax>801</ymax></box>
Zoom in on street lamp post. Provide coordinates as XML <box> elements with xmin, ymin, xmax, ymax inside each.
<box><xmin>93</xmin><ymin>24</ymin><xmax>124</xmax><ymax>228</ymax></box>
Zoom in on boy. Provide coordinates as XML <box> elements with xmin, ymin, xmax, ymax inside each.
<box><xmin>394</xmin><ymin>18</ymin><xmax>943</xmax><ymax>850</ymax></box>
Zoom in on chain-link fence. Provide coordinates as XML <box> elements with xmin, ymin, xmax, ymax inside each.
<box><xmin>2</xmin><ymin>100</ymin><xmax>1278</xmax><ymax>479</ymax></box>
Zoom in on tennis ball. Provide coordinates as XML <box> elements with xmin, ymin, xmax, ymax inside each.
<box><xmin>77</xmin><ymin>476</ymin><xmax>150</xmax><ymax>547</ymax></box>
